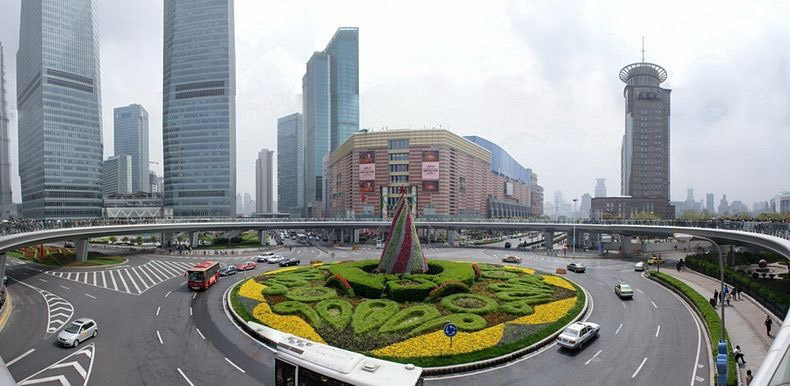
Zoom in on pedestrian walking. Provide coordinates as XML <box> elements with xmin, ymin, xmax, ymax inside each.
<box><xmin>746</xmin><ymin>370</ymin><xmax>752</xmax><ymax>384</ymax></box>
<box><xmin>765</xmin><ymin>315</ymin><xmax>773</xmax><ymax>336</ymax></box>
<box><xmin>733</xmin><ymin>345</ymin><xmax>746</xmax><ymax>364</ymax></box>
<box><xmin>713</xmin><ymin>290</ymin><xmax>719</xmax><ymax>304</ymax></box>
<box><xmin>726</xmin><ymin>292</ymin><xmax>732</xmax><ymax>306</ymax></box>
<box><xmin>709</xmin><ymin>298</ymin><xmax>716</xmax><ymax>308</ymax></box>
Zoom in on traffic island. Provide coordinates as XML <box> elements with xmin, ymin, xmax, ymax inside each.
<box><xmin>11</xmin><ymin>247</ymin><xmax>127</xmax><ymax>267</ymax></box>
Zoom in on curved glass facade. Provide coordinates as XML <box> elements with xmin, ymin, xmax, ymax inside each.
<box><xmin>325</xmin><ymin>28</ymin><xmax>359</xmax><ymax>152</ymax></box>
<box><xmin>17</xmin><ymin>0</ymin><xmax>104</xmax><ymax>218</ymax></box>
<box><xmin>464</xmin><ymin>136</ymin><xmax>533</xmax><ymax>185</ymax></box>
<box><xmin>162</xmin><ymin>0</ymin><xmax>236</xmax><ymax>216</ymax></box>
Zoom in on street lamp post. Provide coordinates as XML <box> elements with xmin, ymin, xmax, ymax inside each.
<box><xmin>572</xmin><ymin>199</ymin><xmax>578</xmax><ymax>261</ymax></box>
<box><xmin>675</xmin><ymin>233</ymin><xmax>727</xmax><ymax>386</ymax></box>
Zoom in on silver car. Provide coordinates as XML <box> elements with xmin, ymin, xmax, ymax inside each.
<box><xmin>58</xmin><ymin>318</ymin><xmax>98</xmax><ymax>347</ymax></box>
<box><xmin>614</xmin><ymin>283</ymin><xmax>634</xmax><ymax>298</ymax></box>
<box><xmin>634</xmin><ymin>261</ymin><xmax>645</xmax><ymax>271</ymax></box>
<box><xmin>557</xmin><ymin>322</ymin><xmax>599</xmax><ymax>349</ymax></box>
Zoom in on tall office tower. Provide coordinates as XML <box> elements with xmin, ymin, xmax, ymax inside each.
<box><xmin>114</xmin><ymin>104</ymin><xmax>149</xmax><ymax>192</ymax></box>
<box><xmin>243</xmin><ymin>193</ymin><xmax>254</xmax><ymax>215</ymax></box>
<box><xmin>277</xmin><ymin>113</ymin><xmax>304</xmax><ymax>216</ymax></box>
<box><xmin>0</xmin><ymin>43</ymin><xmax>12</xmax><ymax>208</ymax></box>
<box><xmin>236</xmin><ymin>193</ymin><xmax>243</xmax><ymax>215</ymax></box>
<box><xmin>303</xmin><ymin>52</ymin><xmax>330</xmax><ymax>217</ymax></box>
<box><xmin>594</xmin><ymin>178</ymin><xmax>607</xmax><ymax>198</ymax></box>
<box><xmin>718</xmin><ymin>194</ymin><xmax>729</xmax><ymax>214</ymax></box>
<box><xmin>325</xmin><ymin>28</ymin><xmax>359</xmax><ymax>151</ymax></box>
<box><xmin>149</xmin><ymin>171</ymin><xmax>161</xmax><ymax>193</ymax></box>
<box><xmin>162</xmin><ymin>0</ymin><xmax>236</xmax><ymax>216</ymax></box>
<box><xmin>102</xmin><ymin>155</ymin><xmax>133</xmax><ymax>195</ymax></box>
<box><xmin>619</xmin><ymin>60</ymin><xmax>671</xmax><ymax>200</ymax></box>
<box><xmin>706</xmin><ymin>193</ymin><xmax>715</xmax><ymax>214</ymax></box>
<box><xmin>17</xmin><ymin>0</ymin><xmax>104</xmax><ymax>218</ymax></box>
<box><xmin>580</xmin><ymin>193</ymin><xmax>592</xmax><ymax>218</ymax></box>
<box><xmin>256</xmin><ymin>148</ymin><xmax>273</xmax><ymax>213</ymax></box>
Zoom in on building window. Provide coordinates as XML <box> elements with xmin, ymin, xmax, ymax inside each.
<box><xmin>388</xmin><ymin>139</ymin><xmax>409</xmax><ymax>150</ymax></box>
<box><xmin>388</xmin><ymin>152</ymin><xmax>409</xmax><ymax>161</ymax></box>
<box><xmin>389</xmin><ymin>164</ymin><xmax>409</xmax><ymax>173</ymax></box>
<box><xmin>459</xmin><ymin>176</ymin><xmax>466</xmax><ymax>193</ymax></box>
<box><xmin>389</xmin><ymin>175</ymin><xmax>409</xmax><ymax>183</ymax></box>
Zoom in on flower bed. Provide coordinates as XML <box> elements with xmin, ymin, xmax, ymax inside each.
<box><xmin>232</xmin><ymin>260</ymin><xmax>584</xmax><ymax>366</ymax></box>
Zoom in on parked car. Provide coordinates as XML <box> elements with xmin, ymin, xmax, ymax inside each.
<box><xmin>58</xmin><ymin>318</ymin><xmax>98</xmax><ymax>347</ymax></box>
<box><xmin>634</xmin><ymin>261</ymin><xmax>646</xmax><ymax>271</ymax></box>
<box><xmin>279</xmin><ymin>258</ymin><xmax>300</xmax><ymax>267</ymax></box>
<box><xmin>556</xmin><ymin>322</ymin><xmax>599</xmax><ymax>349</ymax></box>
<box><xmin>567</xmin><ymin>262</ymin><xmax>586</xmax><ymax>273</ymax></box>
<box><xmin>235</xmin><ymin>262</ymin><xmax>256</xmax><ymax>271</ymax></box>
<box><xmin>256</xmin><ymin>252</ymin><xmax>274</xmax><ymax>262</ymax></box>
<box><xmin>614</xmin><ymin>282</ymin><xmax>634</xmax><ymax>298</ymax></box>
<box><xmin>219</xmin><ymin>265</ymin><xmax>237</xmax><ymax>276</ymax></box>
<box><xmin>502</xmin><ymin>255</ymin><xmax>521</xmax><ymax>264</ymax></box>
<box><xmin>647</xmin><ymin>256</ymin><xmax>664</xmax><ymax>265</ymax></box>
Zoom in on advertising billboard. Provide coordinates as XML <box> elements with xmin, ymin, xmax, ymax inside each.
<box><xmin>421</xmin><ymin>150</ymin><xmax>439</xmax><ymax>181</ymax></box>
<box><xmin>422</xmin><ymin>181</ymin><xmax>439</xmax><ymax>193</ymax></box>
<box><xmin>505</xmin><ymin>181</ymin><xmax>514</xmax><ymax>196</ymax></box>
<box><xmin>359</xmin><ymin>151</ymin><xmax>375</xmax><ymax>181</ymax></box>
<box><xmin>359</xmin><ymin>181</ymin><xmax>375</xmax><ymax>193</ymax></box>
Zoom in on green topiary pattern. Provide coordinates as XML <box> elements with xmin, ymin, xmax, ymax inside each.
<box><xmin>481</xmin><ymin>270</ymin><xmax>519</xmax><ymax>280</ymax></box>
<box><xmin>410</xmin><ymin>313</ymin><xmax>487</xmax><ymax>336</ymax></box>
<box><xmin>387</xmin><ymin>278</ymin><xmax>437</xmax><ymax>302</ymax></box>
<box><xmin>324</xmin><ymin>274</ymin><xmax>355</xmax><ymax>297</ymax></box>
<box><xmin>507</xmin><ymin>276</ymin><xmax>552</xmax><ymax>289</ymax></box>
<box><xmin>379</xmin><ymin>305</ymin><xmax>441</xmax><ymax>334</ymax></box>
<box><xmin>494</xmin><ymin>292</ymin><xmax>553</xmax><ymax>304</ymax></box>
<box><xmin>285</xmin><ymin>287</ymin><xmax>337</xmax><ymax>302</ymax></box>
<box><xmin>262</xmin><ymin>282</ymin><xmax>288</xmax><ymax>296</ymax></box>
<box><xmin>268</xmin><ymin>276</ymin><xmax>308</xmax><ymax>288</ymax></box>
<box><xmin>425</xmin><ymin>281</ymin><xmax>470</xmax><ymax>302</ymax></box>
<box><xmin>271</xmin><ymin>301</ymin><xmax>323</xmax><ymax>328</ymax></box>
<box><xmin>352</xmin><ymin>299</ymin><xmax>399</xmax><ymax>335</ymax></box>
<box><xmin>440</xmin><ymin>293</ymin><xmax>498</xmax><ymax>314</ymax></box>
<box><xmin>315</xmin><ymin>299</ymin><xmax>353</xmax><ymax>330</ymax></box>
<box><xmin>499</xmin><ymin>300</ymin><xmax>535</xmax><ymax>315</ymax></box>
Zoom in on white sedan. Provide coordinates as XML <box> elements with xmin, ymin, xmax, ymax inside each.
<box><xmin>557</xmin><ymin>322</ymin><xmax>600</xmax><ymax>350</ymax></box>
<box><xmin>634</xmin><ymin>261</ymin><xmax>646</xmax><ymax>271</ymax></box>
<box><xmin>614</xmin><ymin>283</ymin><xmax>634</xmax><ymax>298</ymax></box>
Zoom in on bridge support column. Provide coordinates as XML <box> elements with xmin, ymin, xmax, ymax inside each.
<box><xmin>340</xmin><ymin>229</ymin><xmax>345</xmax><ymax>244</ymax></box>
<box><xmin>352</xmin><ymin>229</ymin><xmax>360</xmax><ymax>244</ymax></box>
<box><xmin>161</xmin><ymin>232</ymin><xmax>173</xmax><ymax>247</ymax></box>
<box><xmin>543</xmin><ymin>231</ymin><xmax>554</xmax><ymax>251</ymax></box>
<box><xmin>259</xmin><ymin>230</ymin><xmax>267</xmax><ymax>246</ymax></box>
<box><xmin>75</xmin><ymin>239</ymin><xmax>89</xmax><ymax>262</ymax></box>
<box><xmin>447</xmin><ymin>230</ymin><xmax>457</xmax><ymax>247</ymax></box>
<box><xmin>189</xmin><ymin>232</ymin><xmax>199</xmax><ymax>248</ymax></box>
<box><xmin>0</xmin><ymin>253</ymin><xmax>6</xmax><ymax>290</ymax></box>
<box><xmin>620</xmin><ymin>235</ymin><xmax>636</xmax><ymax>257</ymax></box>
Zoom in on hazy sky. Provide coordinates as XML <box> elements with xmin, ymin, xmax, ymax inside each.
<box><xmin>1</xmin><ymin>0</ymin><xmax>788</xmax><ymax>207</ymax></box>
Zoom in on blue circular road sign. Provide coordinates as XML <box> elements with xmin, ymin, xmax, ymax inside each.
<box><xmin>444</xmin><ymin>323</ymin><xmax>458</xmax><ymax>337</ymax></box>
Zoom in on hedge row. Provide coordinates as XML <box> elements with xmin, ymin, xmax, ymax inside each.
<box><xmin>651</xmin><ymin>272</ymin><xmax>737</xmax><ymax>386</ymax></box>
<box><xmin>315</xmin><ymin>299</ymin><xmax>353</xmax><ymax>330</ymax></box>
<box><xmin>272</xmin><ymin>301</ymin><xmax>324</xmax><ymax>328</ymax></box>
<box><xmin>387</xmin><ymin>278</ymin><xmax>437</xmax><ymax>302</ymax></box>
<box><xmin>286</xmin><ymin>287</ymin><xmax>337</xmax><ymax>302</ymax></box>
<box><xmin>352</xmin><ymin>299</ymin><xmax>399</xmax><ymax>335</ymax></box>
<box><xmin>425</xmin><ymin>281</ymin><xmax>470</xmax><ymax>303</ymax></box>
<box><xmin>380</xmin><ymin>305</ymin><xmax>441</xmax><ymax>334</ymax></box>
<box><xmin>440</xmin><ymin>293</ymin><xmax>498</xmax><ymax>314</ymax></box>
<box><xmin>409</xmin><ymin>313</ymin><xmax>487</xmax><ymax>336</ymax></box>
<box><xmin>327</xmin><ymin>260</ymin><xmax>476</xmax><ymax>298</ymax></box>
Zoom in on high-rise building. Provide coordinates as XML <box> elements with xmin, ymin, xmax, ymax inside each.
<box><xmin>580</xmin><ymin>193</ymin><xmax>592</xmax><ymax>218</ymax></box>
<box><xmin>149</xmin><ymin>171</ymin><xmax>161</xmax><ymax>193</ymax></box>
<box><xmin>114</xmin><ymin>104</ymin><xmax>149</xmax><ymax>193</ymax></box>
<box><xmin>162</xmin><ymin>0</ymin><xmax>236</xmax><ymax>217</ymax></box>
<box><xmin>594</xmin><ymin>178</ymin><xmax>607</xmax><ymax>198</ymax></box>
<box><xmin>0</xmin><ymin>43</ymin><xmax>12</xmax><ymax>208</ymax></box>
<box><xmin>303</xmin><ymin>52</ymin><xmax>331</xmax><ymax>217</ymax></box>
<box><xmin>243</xmin><ymin>193</ymin><xmax>254</xmax><ymax>216</ymax></box>
<box><xmin>102</xmin><ymin>155</ymin><xmax>133</xmax><ymax>195</ymax></box>
<box><xmin>277</xmin><ymin>113</ymin><xmax>304</xmax><ymax>216</ymax></box>
<box><xmin>256</xmin><ymin>148</ymin><xmax>273</xmax><ymax>213</ymax></box>
<box><xmin>325</xmin><ymin>28</ymin><xmax>359</xmax><ymax>151</ymax></box>
<box><xmin>236</xmin><ymin>193</ymin><xmax>243</xmax><ymax>215</ymax></box>
<box><xmin>17</xmin><ymin>0</ymin><xmax>104</xmax><ymax>218</ymax></box>
<box><xmin>718</xmin><ymin>194</ymin><xmax>729</xmax><ymax>214</ymax></box>
<box><xmin>706</xmin><ymin>193</ymin><xmax>715</xmax><ymax>214</ymax></box>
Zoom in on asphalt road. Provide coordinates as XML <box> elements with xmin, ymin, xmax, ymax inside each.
<box><xmin>1</xmin><ymin>244</ymin><xmax>709</xmax><ymax>386</ymax></box>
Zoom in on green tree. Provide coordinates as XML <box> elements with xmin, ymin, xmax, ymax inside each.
<box><xmin>109</xmin><ymin>236</ymin><xmax>117</xmax><ymax>244</ymax></box>
<box><xmin>631</xmin><ymin>211</ymin><xmax>659</xmax><ymax>221</ymax></box>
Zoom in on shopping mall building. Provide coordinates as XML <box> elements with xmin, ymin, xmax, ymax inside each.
<box><xmin>325</xmin><ymin>129</ymin><xmax>543</xmax><ymax>218</ymax></box>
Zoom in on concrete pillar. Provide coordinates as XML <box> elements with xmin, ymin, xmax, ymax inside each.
<box><xmin>161</xmin><ymin>232</ymin><xmax>173</xmax><ymax>247</ymax></box>
<box><xmin>75</xmin><ymin>239</ymin><xmax>89</xmax><ymax>262</ymax></box>
<box><xmin>340</xmin><ymin>229</ymin><xmax>345</xmax><ymax>244</ymax></box>
<box><xmin>543</xmin><ymin>231</ymin><xmax>554</xmax><ymax>251</ymax></box>
<box><xmin>447</xmin><ymin>229</ymin><xmax>457</xmax><ymax>247</ymax></box>
<box><xmin>620</xmin><ymin>235</ymin><xmax>636</xmax><ymax>257</ymax></box>
<box><xmin>189</xmin><ymin>232</ymin><xmax>199</xmax><ymax>248</ymax></box>
<box><xmin>258</xmin><ymin>230</ymin><xmax>267</xmax><ymax>246</ymax></box>
<box><xmin>0</xmin><ymin>253</ymin><xmax>6</xmax><ymax>290</ymax></box>
<box><xmin>352</xmin><ymin>229</ymin><xmax>360</xmax><ymax>244</ymax></box>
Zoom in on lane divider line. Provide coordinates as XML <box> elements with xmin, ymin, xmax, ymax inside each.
<box><xmin>6</xmin><ymin>348</ymin><xmax>35</xmax><ymax>366</ymax></box>
<box><xmin>651</xmin><ymin>300</ymin><xmax>658</xmax><ymax>309</ymax></box>
<box><xmin>156</xmin><ymin>306</ymin><xmax>160</xmax><ymax>316</ymax></box>
<box><xmin>636</xmin><ymin>288</ymin><xmax>644</xmax><ymax>294</ymax></box>
<box><xmin>177</xmin><ymin>368</ymin><xmax>194</xmax><ymax>386</ymax></box>
<box><xmin>196</xmin><ymin>328</ymin><xmax>205</xmax><ymax>340</ymax></box>
<box><xmin>165</xmin><ymin>291</ymin><xmax>172</xmax><ymax>298</ymax></box>
<box><xmin>156</xmin><ymin>330</ymin><xmax>163</xmax><ymax>345</ymax></box>
<box><xmin>59</xmin><ymin>285</ymin><xmax>69</xmax><ymax>290</ymax></box>
<box><xmin>615</xmin><ymin>323</ymin><xmax>623</xmax><ymax>335</ymax></box>
<box><xmin>224</xmin><ymin>358</ymin><xmax>245</xmax><ymax>373</ymax></box>
<box><xmin>632</xmin><ymin>357</ymin><xmax>648</xmax><ymax>379</ymax></box>
<box><xmin>584</xmin><ymin>349</ymin><xmax>602</xmax><ymax>365</ymax></box>
<box><xmin>84</xmin><ymin>294</ymin><xmax>96</xmax><ymax>299</ymax></box>
<box><xmin>38</xmin><ymin>278</ymin><xmax>47</xmax><ymax>283</ymax></box>
<box><xmin>655</xmin><ymin>325</ymin><xmax>661</xmax><ymax>337</ymax></box>
<box><xmin>189</xmin><ymin>307</ymin><xmax>192</xmax><ymax>316</ymax></box>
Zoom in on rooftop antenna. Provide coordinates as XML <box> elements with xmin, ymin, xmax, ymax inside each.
<box><xmin>641</xmin><ymin>36</ymin><xmax>645</xmax><ymax>62</ymax></box>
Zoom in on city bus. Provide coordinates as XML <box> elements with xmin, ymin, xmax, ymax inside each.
<box><xmin>186</xmin><ymin>260</ymin><xmax>220</xmax><ymax>290</ymax></box>
<box><xmin>246</xmin><ymin>321</ymin><xmax>423</xmax><ymax>386</ymax></box>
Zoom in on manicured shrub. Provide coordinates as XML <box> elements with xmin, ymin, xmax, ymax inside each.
<box><xmin>387</xmin><ymin>278</ymin><xmax>437</xmax><ymax>302</ymax></box>
<box><xmin>315</xmin><ymin>299</ymin><xmax>353</xmax><ymax>330</ymax></box>
<box><xmin>272</xmin><ymin>301</ymin><xmax>323</xmax><ymax>328</ymax></box>
<box><xmin>494</xmin><ymin>291</ymin><xmax>553</xmax><ymax>304</ymax></box>
<box><xmin>427</xmin><ymin>260</ymin><xmax>476</xmax><ymax>287</ymax></box>
<box><xmin>328</xmin><ymin>260</ymin><xmax>388</xmax><ymax>298</ymax></box>
<box><xmin>500</xmin><ymin>300</ymin><xmax>535</xmax><ymax>315</ymax></box>
<box><xmin>379</xmin><ymin>305</ymin><xmax>441</xmax><ymax>334</ymax></box>
<box><xmin>478</xmin><ymin>263</ymin><xmax>501</xmax><ymax>271</ymax></box>
<box><xmin>481</xmin><ymin>270</ymin><xmax>519</xmax><ymax>280</ymax></box>
<box><xmin>425</xmin><ymin>281</ymin><xmax>470</xmax><ymax>303</ymax></box>
<box><xmin>352</xmin><ymin>299</ymin><xmax>399</xmax><ymax>335</ymax></box>
<box><xmin>440</xmin><ymin>293</ymin><xmax>498</xmax><ymax>314</ymax></box>
<box><xmin>283</xmin><ymin>269</ymin><xmax>325</xmax><ymax>281</ymax></box>
<box><xmin>508</xmin><ymin>275</ymin><xmax>550</xmax><ymax>288</ymax></box>
<box><xmin>268</xmin><ymin>276</ymin><xmax>308</xmax><ymax>288</ymax></box>
<box><xmin>410</xmin><ymin>313</ymin><xmax>487</xmax><ymax>336</ymax></box>
<box><xmin>489</xmin><ymin>282</ymin><xmax>553</xmax><ymax>295</ymax></box>
<box><xmin>310</xmin><ymin>260</ymin><xmax>323</xmax><ymax>265</ymax></box>
<box><xmin>262</xmin><ymin>282</ymin><xmax>288</xmax><ymax>296</ymax></box>
<box><xmin>285</xmin><ymin>287</ymin><xmax>337</xmax><ymax>302</ymax></box>
<box><xmin>325</xmin><ymin>274</ymin><xmax>355</xmax><ymax>297</ymax></box>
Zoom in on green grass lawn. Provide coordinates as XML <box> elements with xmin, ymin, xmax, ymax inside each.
<box><xmin>12</xmin><ymin>250</ymin><xmax>125</xmax><ymax>267</ymax></box>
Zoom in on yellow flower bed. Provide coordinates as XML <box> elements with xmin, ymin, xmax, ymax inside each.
<box><xmin>263</xmin><ymin>266</ymin><xmax>302</xmax><ymax>276</ymax></box>
<box><xmin>542</xmin><ymin>275</ymin><xmax>574</xmax><ymax>290</ymax></box>
<box><xmin>238</xmin><ymin>279</ymin><xmax>266</xmax><ymax>301</ymax></box>
<box><xmin>252</xmin><ymin>302</ymin><xmax>326</xmax><ymax>343</ymax></box>
<box><xmin>371</xmin><ymin>323</ymin><xmax>505</xmax><ymax>358</ymax></box>
<box><xmin>509</xmin><ymin>297</ymin><xmax>577</xmax><ymax>325</ymax></box>
<box><xmin>503</xmin><ymin>266</ymin><xmax>536</xmax><ymax>275</ymax></box>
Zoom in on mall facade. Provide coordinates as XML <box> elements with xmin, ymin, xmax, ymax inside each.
<box><xmin>325</xmin><ymin>129</ymin><xmax>542</xmax><ymax>219</ymax></box>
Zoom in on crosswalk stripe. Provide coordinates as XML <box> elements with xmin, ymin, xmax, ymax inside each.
<box><xmin>156</xmin><ymin>260</ymin><xmax>182</xmax><ymax>274</ymax></box>
<box><xmin>92</xmin><ymin>272</ymin><xmax>97</xmax><ymax>286</ymax></box>
<box><xmin>143</xmin><ymin>264</ymin><xmax>165</xmax><ymax>282</ymax></box>
<box><xmin>116</xmin><ymin>269</ymin><xmax>130</xmax><ymax>293</ymax></box>
<box><xmin>146</xmin><ymin>261</ymin><xmax>170</xmax><ymax>280</ymax></box>
<box><xmin>125</xmin><ymin>269</ymin><xmax>141</xmax><ymax>294</ymax></box>
<box><xmin>101</xmin><ymin>271</ymin><xmax>107</xmax><ymax>288</ymax></box>
<box><xmin>153</xmin><ymin>260</ymin><xmax>181</xmax><ymax>277</ymax></box>
<box><xmin>109</xmin><ymin>270</ymin><xmax>119</xmax><ymax>291</ymax></box>
<box><xmin>81</xmin><ymin>272</ymin><xmax>88</xmax><ymax>284</ymax></box>
<box><xmin>130</xmin><ymin>267</ymin><xmax>149</xmax><ymax>290</ymax></box>
<box><xmin>138</xmin><ymin>265</ymin><xmax>157</xmax><ymax>285</ymax></box>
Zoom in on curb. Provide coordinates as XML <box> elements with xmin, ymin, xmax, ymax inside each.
<box><xmin>0</xmin><ymin>287</ymin><xmax>13</xmax><ymax>334</ymax></box>
<box><xmin>223</xmin><ymin>279</ymin><xmax>278</xmax><ymax>351</ymax></box>
<box><xmin>62</xmin><ymin>256</ymin><xmax>130</xmax><ymax>269</ymax></box>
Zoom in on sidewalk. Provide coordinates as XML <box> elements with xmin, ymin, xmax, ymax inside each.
<box><xmin>662</xmin><ymin>267</ymin><xmax>781</xmax><ymax>383</ymax></box>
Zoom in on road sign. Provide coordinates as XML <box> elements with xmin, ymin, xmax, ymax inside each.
<box><xmin>444</xmin><ymin>323</ymin><xmax>457</xmax><ymax>337</ymax></box>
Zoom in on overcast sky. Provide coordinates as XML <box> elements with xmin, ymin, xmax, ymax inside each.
<box><xmin>1</xmin><ymin>0</ymin><xmax>788</xmax><ymax>207</ymax></box>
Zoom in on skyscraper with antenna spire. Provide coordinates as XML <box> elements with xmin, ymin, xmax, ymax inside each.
<box><xmin>0</xmin><ymin>42</ymin><xmax>12</xmax><ymax>211</ymax></box>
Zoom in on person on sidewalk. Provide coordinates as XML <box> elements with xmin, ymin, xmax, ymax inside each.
<box><xmin>710</xmin><ymin>297</ymin><xmax>717</xmax><ymax>308</ymax></box>
<box><xmin>713</xmin><ymin>290</ymin><xmax>719</xmax><ymax>305</ymax></box>
<box><xmin>726</xmin><ymin>292</ymin><xmax>732</xmax><ymax>306</ymax></box>
<box><xmin>733</xmin><ymin>345</ymin><xmax>746</xmax><ymax>364</ymax></box>
<box><xmin>766</xmin><ymin>315</ymin><xmax>773</xmax><ymax>336</ymax></box>
<box><xmin>746</xmin><ymin>369</ymin><xmax>753</xmax><ymax>384</ymax></box>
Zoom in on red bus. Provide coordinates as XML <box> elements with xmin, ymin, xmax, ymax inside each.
<box><xmin>186</xmin><ymin>261</ymin><xmax>220</xmax><ymax>290</ymax></box>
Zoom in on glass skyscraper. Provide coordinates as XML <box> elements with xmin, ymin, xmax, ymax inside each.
<box><xmin>277</xmin><ymin>113</ymin><xmax>303</xmax><ymax>216</ymax></box>
<box><xmin>114</xmin><ymin>104</ymin><xmax>149</xmax><ymax>193</ymax></box>
<box><xmin>325</xmin><ymin>27</ymin><xmax>359</xmax><ymax>152</ymax></box>
<box><xmin>0</xmin><ymin>43</ymin><xmax>12</xmax><ymax>208</ymax></box>
<box><xmin>303</xmin><ymin>52</ymin><xmax>330</xmax><ymax>217</ymax></box>
<box><xmin>162</xmin><ymin>0</ymin><xmax>236</xmax><ymax>217</ymax></box>
<box><xmin>255</xmin><ymin>148</ymin><xmax>273</xmax><ymax>213</ymax></box>
<box><xmin>17</xmin><ymin>0</ymin><xmax>104</xmax><ymax>218</ymax></box>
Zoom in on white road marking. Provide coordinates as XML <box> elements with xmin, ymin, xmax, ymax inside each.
<box><xmin>84</xmin><ymin>293</ymin><xmax>97</xmax><ymax>299</ymax></box>
<box><xmin>156</xmin><ymin>330</ymin><xmax>163</xmax><ymax>344</ymax></box>
<box><xmin>92</xmin><ymin>271</ymin><xmax>97</xmax><ymax>286</ymax></box>
<box><xmin>109</xmin><ymin>270</ymin><xmax>119</xmax><ymax>291</ymax></box>
<box><xmin>632</xmin><ymin>357</ymin><xmax>648</xmax><ymax>378</ymax></box>
<box><xmin>125</xmin><ymin>269</ymin><xmax>142</xmax><ymax>294</ymax></box>
<box><xmin>177</xmin><ymin>368</ymin><xmax>195</xmax><ymax>386</ymax></box>
<box><xmin>596</xmin><ymin>281</ymin><xmax>605</xmax><ymax>286</ymax></box>
<box><xmin>38</xmin><ymin>278</ymin><xmax>47</xmax><ymax>283</ymax></box>
<box><xmin>165</xmin><ymin>290</ymin><xmax>172</xmax><ymax>298</ymax></box>
<box><xmin>655</xmin><ymin>325</ymin><xmax>661</xmax><ymax>337</ymax></box>
<box><xmin>224</xmin><ymin>358</ymin><xmax>246</xmax><ymax>373</ymax></box>
<box><xmin>192</xmin><ymin>292</ymin><xmax>196</xmax><ymax>299</ymax></box>
<box><xmin>101</xmin><ymin>270</ymin><xmax>107</xmax><ymax>288</ymax></box>
<box><xmin>651</xmin><ymin>300</ymin><xmax>658</xmax><ymax>309</ymax></box>
<box><xmin>584</xmin><ymin>349</ymin><xmax>602</xmax><ymax>365</ymax></box>
<box><xmin>130</xmin><ymin>267</ymin><xmax>149</xmax><ymax>290</ymax></box>
<box><xmin>59</xmin><ymin>285</ymin><xmax>69</xmax><ymax>290</ymax></box>
<box><xmin>196</xmin><ymin>328</ymin><xmax>205</xmax><ymax>340</ymax></box>
<box><xmin>6</xmin><ymin>349</ymin><xmax>36</xmax><ymax>366</ymax></box>
<box><xmin>615</xmin><ymin>323</ymin><xmax>623</xmax><ymax>335</ymax></box>
<box><xmin>156</xmin><ymin>306</ymin><xmax>160</xmax><ymax>316</ymax></box>
<box><xmin>189</xmin><ymin>307</ymin><xmax>192</xmax><ymax>316</ymax></box>
<box><xmin>622</xmin><ymin>302</ymin><xmax>626</xmax><ymax>309</ymax></box>
<box><xmin>636</xmin><ymin>288</ymin><xmax>644</xmax><ymax>294</ymax></box>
